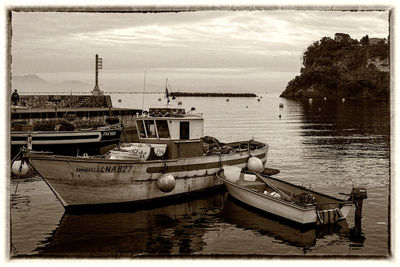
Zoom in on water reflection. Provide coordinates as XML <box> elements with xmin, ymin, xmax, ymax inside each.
<box><xmin>220</xmin><ymin>196</ymin><xmax>354</xmax><ymax>251</ymax></box>
<box><xmin>33</xmin><ymin>190</ymin><xmax>362</xmax><ymax>257</ymax></box>
<box><xmin>35</xmin><ymin>193</ymin><xmax>225</xmax><ymax>257</ymax></box>
<box><xmin>298</xmin><ymin>98</ymin><xmax>390</xmax><ymax>146</ymax></box>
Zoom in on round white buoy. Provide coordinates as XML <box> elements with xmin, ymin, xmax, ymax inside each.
<box><xmin>12</xmin><ymin>160</ymin><xmax>29</xmax><ymax>176</ymax></box>
<box><xmin>342</xmin><ymin>98</ymin><xmax>346</xmax><ymax>102</ymax></box>
<box><xmin>324</xmin><ymin>97</ymin><xmax>327</xmax><ymax>101</ymax></box>
<box><xmin>247</xmin><ymin>157</ymin><xmax>264</xmax><ymax>173</ymax></box>
<box><xmin>157</xmin><ymin>174</ymin><xmax>176</xmax><ymax>192</ymax></box>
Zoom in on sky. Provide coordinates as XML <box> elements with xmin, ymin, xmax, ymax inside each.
<box><xmin>10</xmin><ymin>8</ymin><xmax>390</xmax><ymax>93</ymax></box>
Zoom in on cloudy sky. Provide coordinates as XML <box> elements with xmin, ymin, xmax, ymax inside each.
<box><xmin>10</xmin><ymin>8</ymin><xmax>390</xmax><ymax>93</ymax></box>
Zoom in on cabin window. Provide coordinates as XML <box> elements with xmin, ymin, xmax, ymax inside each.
<box><xmin>137</xmin><ymin>120</ymin><xmax>147</xmax><ymax>138</ymax></box>
<box><xmin>180</xmin><ymin>121</ymin><xmax>190</xmax><ymax>139</ymax></box>
<box><xmin>145</xmin><ymin>120</ymin><xmax>157</xmax><ymax>138</ymax></box>
<box><xmin>156</xmin><ymin>120</ymin><xmax>170</xmax><ymax>138</ymax></box>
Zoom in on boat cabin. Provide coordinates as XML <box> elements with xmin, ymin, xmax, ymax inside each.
<box><xmin>135</xmin><ymin>108</ymin><xmax>204</xmax><ymax>159</ymax></box>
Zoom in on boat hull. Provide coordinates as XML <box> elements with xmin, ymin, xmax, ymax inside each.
<box><xmin>219</xmin><ymin>172</ymin><xmax>352</xmax><ymax>225</ymax></box>
<box><xmin>11</xmin><ymin>126</ymin><xmax>122</xmax><ymax>157</ymax></box>
<box><xmin>28</xmin><ymin>147</ymin><xmax>268</xmax><ymax>208</ymax></box>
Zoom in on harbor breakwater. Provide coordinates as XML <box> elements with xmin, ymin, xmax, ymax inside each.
<box><xmin>170</xmin><ymin>92</ymin><xmax>257</xmax><ymax>97</ymax></box>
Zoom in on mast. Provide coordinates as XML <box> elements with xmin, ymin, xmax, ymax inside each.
<box><xmin>141</xmin><ymin>71</ymin><xmax>146</xmax><ymax>111</ymax></box>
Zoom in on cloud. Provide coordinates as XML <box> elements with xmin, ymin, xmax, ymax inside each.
<box><xmin>10</xmin><ymin>9</ymin><xmax>389</xmax><ymax>92</ymax></box>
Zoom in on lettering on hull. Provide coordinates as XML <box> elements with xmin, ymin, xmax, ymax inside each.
<box><xmin>75</xmin><ymin>165</ymin><xmax>133</xmax><ymax>173</ymax></box>
<box><xmin>102</xmin><ymin>131</ymin><xmax>117</xmax><ymax>136</ymax></box>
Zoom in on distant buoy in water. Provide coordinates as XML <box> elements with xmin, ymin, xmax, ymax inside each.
<box><xmin>342</xmin><ymin>98</ymin><xmax>346</xmax><ymax>102</ymax></box>
<box><xmin>318</xmin><ymin>107</ymin><xmax>322</xmax><ymax>111</ymax></box>
<box><xmin>158</xmin><ymin>98</ymin><xmax>161</xmax><ymax>102</ymax></box>
<box><xmin>12</xmin><ymin>160</ymin><xmax>29</xmax><ymax>176</ymax></box>
<box><xmin>279</xmin><ymin>114</ymin><xmax>281</xmax><ymax>119</ymax></box>
<box><xmin>226</xmin><ymin>99</ymin><xmax>229</xmax><ymax>102</ymax></box>
<box><xmin>157</xmin><ymin>174</ymin><xmax>176</xmax><ymax>192</ymax></box>
<box><xmin>324</xmin><ymin>97</ymin><xmax>327</xmax><ymax>101</ymax></box>
<box><xmin>257</xmin><ymin>98</ymin><xmax>260</xmax><ymax>102</ymax></box>
<box><xmin>246</xmin><ymin>106</ymin><xmax>248</xmax><ymax>108</ymax></box>
<box><xmin>309</xmin><ymin>98</ymin><xmax>312</xmax><ymax>102</ymax></box>
<box><xmin>247</xmin><ymin>157</ymin><xmax>264</xmax><ymax>173</ymax></box>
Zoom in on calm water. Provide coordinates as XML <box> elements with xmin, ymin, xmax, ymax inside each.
<box><xmin>10</xmin><ymin>94</ymin><xmax>390</xmax><ymax>257</ymax></box>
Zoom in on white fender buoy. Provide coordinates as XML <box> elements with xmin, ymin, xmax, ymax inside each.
<box><xmin>247</xmin><ymin>157</ymin><xmax>264</xmax><ymax>173</ymax></box>
<box><xmin>157</xmin><ymin>174</ymin><xmax>176</xmax><ymax>192</ymax></box>
<box><xmin>12</xmin><ymin>160</ymin><xmax>29</xmax><ymax>176</ymax></box>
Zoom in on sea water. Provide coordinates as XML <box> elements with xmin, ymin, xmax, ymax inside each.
<box><xmin>10</xmin><ymin>93</ymin><xmax>390</xmax><ymax>257</ymax></box>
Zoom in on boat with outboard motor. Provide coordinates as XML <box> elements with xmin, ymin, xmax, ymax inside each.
<box><xmin>217</xmin><ymin>167</ymin><xmax>366</xmax><ymax>225</ymax></box>
<box><xmin>24</xmin><ymin>107</ymin><xmax>269</xmax><ymax>210</ymax></box>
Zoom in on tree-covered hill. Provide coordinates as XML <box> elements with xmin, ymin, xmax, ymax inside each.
<box><xmin>280</xmin><ymin>33</ymin><xmax>389</xmax><ymax>99</ymax></box>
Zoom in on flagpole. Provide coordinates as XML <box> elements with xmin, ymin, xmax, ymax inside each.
<box><xmin>165</xmin><ymin>78</ymin><xmax>170</xmax><ymax>107</ymax></box>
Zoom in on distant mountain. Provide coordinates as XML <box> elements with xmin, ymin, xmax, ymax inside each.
<box><xmin>11</xmin><ymin>74</ymin><xmax>92</xmax><ymax>93</ymax></box>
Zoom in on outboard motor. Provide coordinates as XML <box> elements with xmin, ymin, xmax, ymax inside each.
<box><xmin>350</xmin><ymin>187</ymin><xmax>368</xmax><ymax>237</ymax></box>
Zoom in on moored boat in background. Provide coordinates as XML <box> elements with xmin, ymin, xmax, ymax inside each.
<box><xmin>11</xmin><ymin>121</ymin><xmax>123</xmax><ymax>157</ymax></box>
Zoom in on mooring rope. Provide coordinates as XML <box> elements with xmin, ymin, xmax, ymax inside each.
<box><xmin>11</xmin><ymin>150</ymin><xmax>21</xmax><ymax>165</ymax></box>
<box><xmin>218</xmin><ymin>152</ymin><xmax>222</xmax><ymax>170</ymax></box>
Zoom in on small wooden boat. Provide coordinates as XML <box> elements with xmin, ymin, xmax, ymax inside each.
<box><xmin>217</xmin><ymin>168</ymin><xmax>355</xmax><ymax>225</ymax></box>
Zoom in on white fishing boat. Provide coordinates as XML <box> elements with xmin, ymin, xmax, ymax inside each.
<box><xmin>25</xmin><ymin>107</ymin><xmax>269</xmax><ymax>210</ymax></box>
<box><xmin>12</xmin><ymin>124</ymin><xmax>123</xmax><ymax>157</ymax></box>
<box><xmin>217</xmin><ymin>168</ymin><xmax>362</xmax><ymax>225</ymax></box>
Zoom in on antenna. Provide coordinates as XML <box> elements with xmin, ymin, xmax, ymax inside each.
<box><xmin>141</xmin><ymin>70</ymin><xmax>146</xmax><ymax>112</ymax></box>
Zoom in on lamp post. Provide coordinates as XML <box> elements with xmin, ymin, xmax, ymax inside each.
<box><xmin>93</xmin><ymin>54</ymin><xmax>103</xmax><ymax>96</ymax></box>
